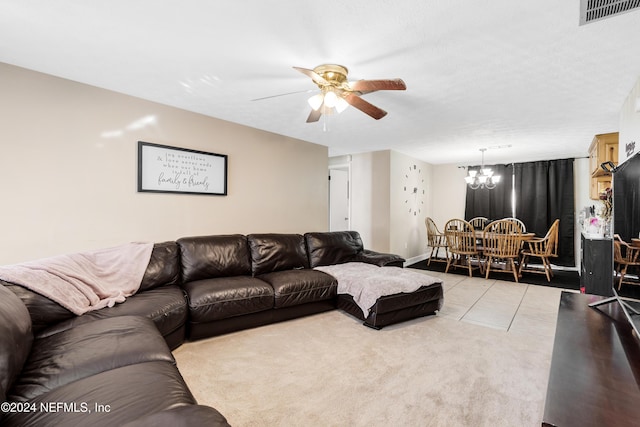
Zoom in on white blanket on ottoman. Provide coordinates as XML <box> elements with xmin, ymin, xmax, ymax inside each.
<box><xmin>314</xmin><ymin>262</ymin><xmax>440</xmax><ymax>317</ymax></box>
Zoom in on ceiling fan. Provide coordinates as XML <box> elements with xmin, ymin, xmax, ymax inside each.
<box><xmin>293</xmin><ymin>64</ymin><xmax>406</xmax><ymax>123</ymax></box>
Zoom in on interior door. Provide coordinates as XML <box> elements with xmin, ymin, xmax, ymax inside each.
<box><xmin>329</xmin><ymin>168</ymin><xmax>350</xmax><ymax>231</ymax></box>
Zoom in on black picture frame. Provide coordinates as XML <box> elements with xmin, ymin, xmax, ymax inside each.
<box><xmin>137</xmin><ymin>141</ymin><xmax>227</xmax><ymax>196</ymax></box>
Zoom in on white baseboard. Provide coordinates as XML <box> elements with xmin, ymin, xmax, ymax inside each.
<box><xmin>404</xmin><ymin>253</ymin><xmax>429</xmax><ymax>267</ymax></box>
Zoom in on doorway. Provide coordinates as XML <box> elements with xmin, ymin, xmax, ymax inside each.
<box><xmin>329</xmin><ymin>165</ymin><xmax>350</xmax><ymax>231</ymax></box>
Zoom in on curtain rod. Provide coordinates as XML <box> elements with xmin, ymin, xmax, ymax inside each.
<box><xmin>462</xmin><ymin>156</ymin><xmax>587</xmax><ymax>168</ymax></box>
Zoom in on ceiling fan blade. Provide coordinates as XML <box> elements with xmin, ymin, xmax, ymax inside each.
<box><xmin>306</xmin><ymin>107</ymin><xmax>322</xmax><ymax>123</ymax></box>
<box><xmin>293</xmin><ymin>66</ymin><xmax>329</xmax><ymax>85</ymax></box>
<box><xmin>251</xmin><ymin>89</ymin><xmax>315</xmax><ymax>101</ymax></box>
<box><xmin>349</xmin><ymin>79</ymin><xmax>406</xmax><ymax>93</ymax></box>
<box><xmin>343</xmin><ymin>93</ymin><xmax>388</xmax><ymax>120</ymax></box>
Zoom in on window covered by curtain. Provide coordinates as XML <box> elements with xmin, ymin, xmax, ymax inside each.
<box><xmin>514</xmin><ymin>158</ymin><xmax>575</xmax><ymax>266</ymax></box>
<box><xmin>464</xmin><ymin>163</ymin><xmax>514</xmax><ymax>222</ymax></box>
<box><xmin>465</xmin><ymin>158</ymin><xmax>575</xmax><ymax>267</ymax></box>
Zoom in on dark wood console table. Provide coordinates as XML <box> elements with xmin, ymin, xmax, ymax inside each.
<box><xmin>542</xmin><ymin>292</ymin><xmax>640</xmax><ymax>426</ymax></box>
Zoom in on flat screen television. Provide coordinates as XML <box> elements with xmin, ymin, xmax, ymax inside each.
<box><xmin>612</xmin><ymin>151</ymin><xmax>640</xmax><ymax>243</ymax></box>
<box><xmin>590</xmin><ymin>152</ymin><xmax>640</xmax><ymax>339</ymax></box>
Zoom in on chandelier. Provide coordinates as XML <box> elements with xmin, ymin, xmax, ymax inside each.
<box><xmin>465</xmin><ymin>148</ymin><xmax>501</xmax><ymax>190</ymax></box>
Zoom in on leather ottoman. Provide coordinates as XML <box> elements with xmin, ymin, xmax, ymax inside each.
<box><xmin>337</xmin><ymin>281</ymin><xmax>443</xmax><ymax>328</ymax></box>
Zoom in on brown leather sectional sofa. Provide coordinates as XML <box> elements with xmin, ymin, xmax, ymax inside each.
<box><xmin>1</xmin><ymin>231</ymin><xmax>441</xmax><ymax>426</ymax></box>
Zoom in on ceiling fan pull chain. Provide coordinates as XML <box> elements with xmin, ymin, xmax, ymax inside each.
<box><xmin>323</xmin><ymin>109</ymin><xmax>329</xmax><ymax>132</ymax></box>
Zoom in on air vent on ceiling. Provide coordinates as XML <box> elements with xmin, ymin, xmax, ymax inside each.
<box><xmin>580</xmin><ymin>0</ymin><xmax>640</xmax><ymax>25</ymax></box>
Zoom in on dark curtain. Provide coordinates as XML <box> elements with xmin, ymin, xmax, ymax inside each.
<box><xmin>465</xmin><ymin>163</ymin><xmax>514</xmax><ymax>221</ymax></box>
<box><xmin>514</xmin><ymin>158</ymin><xmax>575</xmax><ymax>266</ymax></box>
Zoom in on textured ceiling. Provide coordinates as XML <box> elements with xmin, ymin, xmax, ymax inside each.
<box><xmin>1</xmin><ymin>1</ymin><xmax>640</xmax><ymax>165</ymax></box>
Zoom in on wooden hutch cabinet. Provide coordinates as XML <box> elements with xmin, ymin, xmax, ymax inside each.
<box><xmin>588</xmin><ymin>132</ymin><xmax>618</xmax><ymax>200</ymax></box>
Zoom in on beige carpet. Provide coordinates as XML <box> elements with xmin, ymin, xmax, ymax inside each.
<box><xmin>173</xmin><ymin>309</ymin><xmax>554</xmax><ymax>427</ymax></box>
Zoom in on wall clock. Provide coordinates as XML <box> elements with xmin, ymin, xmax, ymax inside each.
<box><xmin>404</xmin><ymin>164</ymin><xmax>425</xmax><ymax>216</ymax></box>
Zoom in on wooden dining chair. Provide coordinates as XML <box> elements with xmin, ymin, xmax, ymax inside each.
<box><xmin>425</xmin><ymin>217</ymin><xmax>448</xmax><ymax>265</ymax></box>
<box><xmin>502</xmin><ymin>217</ymin><xmax>527</xmax><ymax>232</ymax></box>
<box><xmin>482</xmin><ymin>219</ymin><xmax>524</xmax><ymax>282</ymax></box>
<box><xmin>469</xmin><ymin>217</ymin><xmax>489</xmax><ymax>230</ymax></box>
<box><xmin>444</xmin><ymin>219</ymin><xmax>483</xmax><ymax>277</ymax></box>
<box><xmin>613</xmin><ymin>234</ymin><xmax>640</xmax><ymax>290</ymax></box>
<box><xmin>518</xmin><ymin>219</ymin><xmax>560</xmax><ymax>282</ymax></box>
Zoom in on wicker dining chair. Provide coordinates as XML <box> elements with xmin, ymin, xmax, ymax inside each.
<box><xmin>482</xmin><ymin>219</ymin><xmax>524</xmax><ymax>282</ymax></box>
<box><xmin>425</xmin><ymin>217</ymin><xmax>448</xmax><ymax>265</ymax></box>
<box><xmin>444</xmin><ymin>219</ymin><xmax>483</xmax><ymax>277</ymax></box>
<box><xmin>518</xmin><ymin>219</ymin><xmax>560</xmax><ymax>282</ymax></box>
<box><xmin>613</xmin><ymin>234</ymin><xmax>640</xmax><ymax>290</ymax></box>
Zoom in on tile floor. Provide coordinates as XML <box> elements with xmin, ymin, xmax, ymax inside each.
<box><xmin>415</xmin><ymin>268</ymin><xmax>580</xmax><ymax>339</ymax></box>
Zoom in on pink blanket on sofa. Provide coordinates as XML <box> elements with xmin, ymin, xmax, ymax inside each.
<box><xmin>0</xmin><ymin>242</ymin><xmax>154</xmax><ymax>315</ymax></box>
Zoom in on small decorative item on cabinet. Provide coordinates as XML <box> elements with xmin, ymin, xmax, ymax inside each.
<box><xmin>588</xmin><ymin>132</ymin><xmax>618</xmax><ymax>200</ymax></box>
<box><xmin>598</xmin><ymin>187</ymin><xmax>613</xmax><ymax>237</ymax></box>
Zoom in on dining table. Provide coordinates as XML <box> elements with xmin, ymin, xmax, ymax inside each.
<box><xmin>470</xmin><ymin>231</ymin><xmax>537</xmax><ymax>276</ymax></box>
<box><xmin>472</xmin><ymin>230</ymin><xmax>536</xmax><ymax>241</ymax></box>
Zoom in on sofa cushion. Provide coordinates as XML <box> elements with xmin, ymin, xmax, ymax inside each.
<box><xmin>9</xmin><ymin>315</ymin><xmax>173</xmax><ymax>402</ymax></box>
<box><xmin>122</xmin><ymin>405</ymin><xmax>231</xmax><ymax>427</ymax></box>
<box><xmin>248</xmin><ymin>233</ymin><xmax>309</xmax><ymax>276</ymax></box>
<box><xmin>353</xmin><ymin>249</ymin><xmax>405</xmax><ymax>267</ymax></box>
<box><xmin>36</xmin><ymin>286</ymin><xmax>187</xmax><ymax>345</ymax></box>
<box><xmin>257</xmin><ymin>270</ymin><xmax>337</xmax><ymax>308</ymax></box>
<box><xmin>178</xmin><ymin>235</ymin><xmax>251</xmax><ymax>282</ymax></box>
<box><xmin>183</xmin><ymin>276</ymin><xmax>274</xmax><ymax>322</ymax></box>
<box><xmin>1</xmin><ymin>362</ymin><xmax>197</xmax><ymax>427</ymax></box>
<box><xmin>3</xmin><ymin>280</ymin><xmax>75</xmax><ymax>334</ymax></box>
<box><xmin>140</xmin><ymin>241</ymin><xmax>181</xmax><ymax>291</ymax></box>
<box><xmin>304</xmin><ymin>231</ymin><xmax>364</xmax><ymax>267</ymax></box>
<box><xmin>0</xmin><ymin>285</ymin><xmax>33</xmax><ymax>402</ymax></box>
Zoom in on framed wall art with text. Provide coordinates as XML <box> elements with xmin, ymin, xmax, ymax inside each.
<box><xmin>137</xmin><ymin>141</ymin><xmax>227</xmax><ymax>196</ymax></box>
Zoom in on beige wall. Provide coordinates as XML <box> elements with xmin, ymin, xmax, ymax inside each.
<box><xmin>429</xmin><ymin>164</ymin><xmax>468</xmax><ymax>230</ymax></box>
<box><xmin>350</xmin><ymin>151</ymin><xmax>391</xmax><ymax>251</ymax></box>
<box><xmin>389</xmin><ymin>151</ymin><xmax>432</xmax><ymax>260</ymax></box>
<box><xmin>0</xmin><ymin>63</ymin><xmax>328</xmax><ymax>264</ymax></box>
<box><xmin>342</xmin><ymin>150</ymin><xmax>432</xmax><ymax>259</ymax></box>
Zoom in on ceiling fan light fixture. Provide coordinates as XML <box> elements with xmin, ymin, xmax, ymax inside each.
<box><xmin>323</xmin><ymin>90</ymin><xmax>338</xmax><ymax>108</ymax></box>
<box><xmin>334</xmin><ymin>96</ymin><xmax>349</xmax><ymax>113</ymax></box>
<box><xmin>307</xmin><ymin>93</ymin><xmax>324</xmax><ymax>111</ymax></box>
<box><xmin>294</xmin><ymin>63</ymin><xmax>405</xmax><ymax>123</ymax></box>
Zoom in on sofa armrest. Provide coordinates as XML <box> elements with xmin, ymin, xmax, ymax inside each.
<box><xmin>353</xmin><ymin>250</ymin><xmax>405</xmax><ymax>267</ymax></box>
